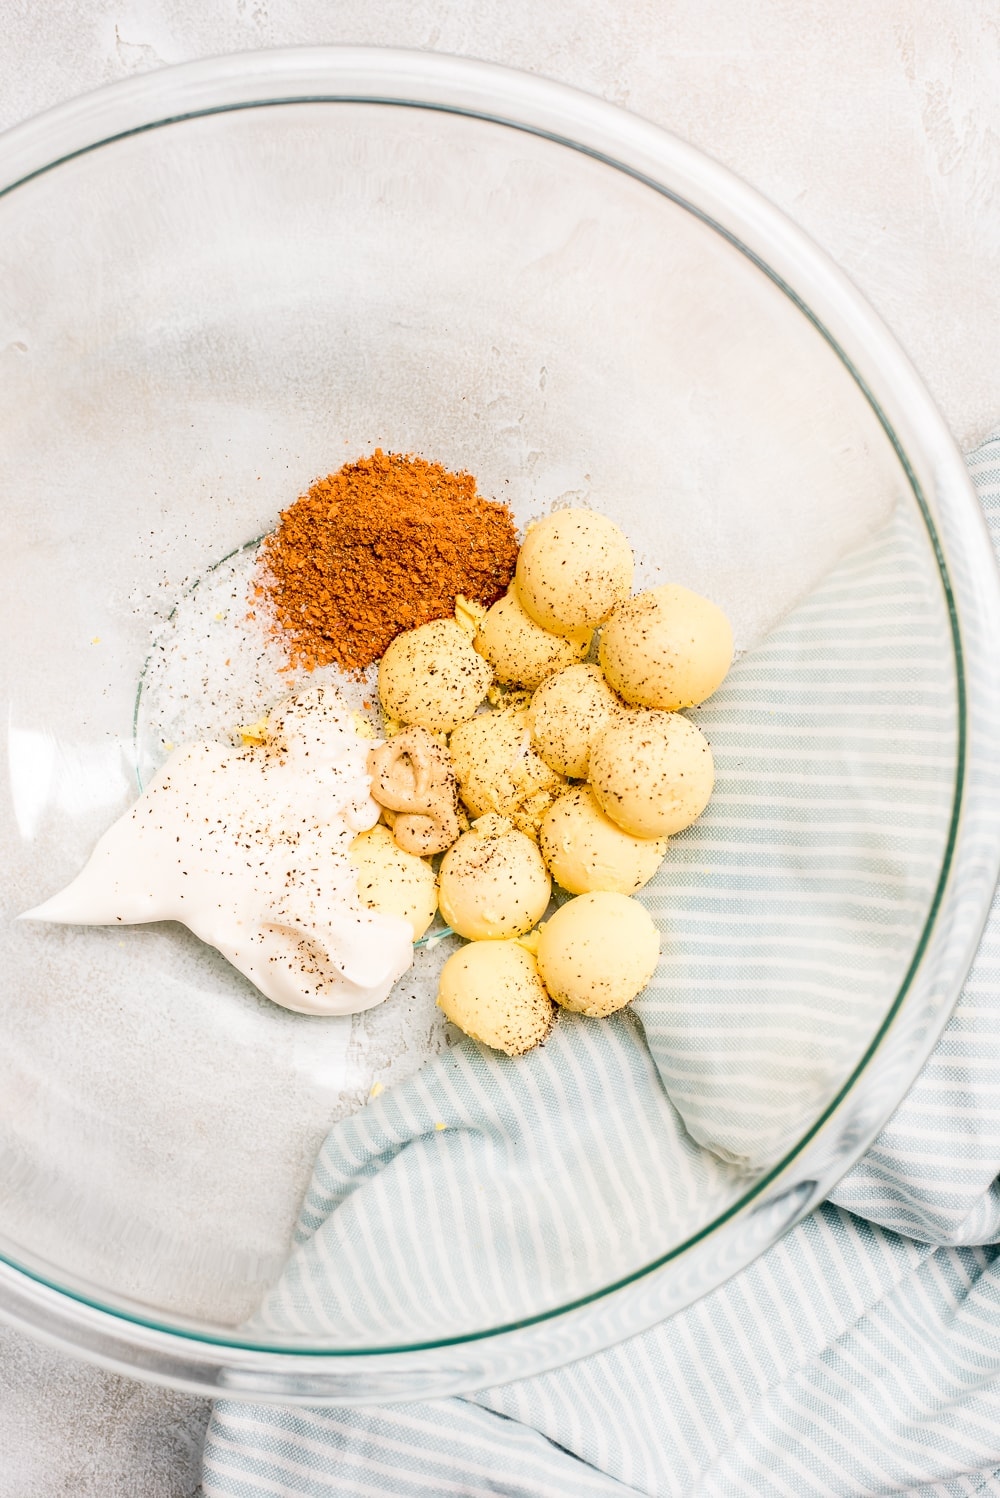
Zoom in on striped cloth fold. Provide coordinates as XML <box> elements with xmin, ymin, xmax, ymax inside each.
<box><xmin>639</xmin><ymin>506</ymin><xmax>956</xmax><ymax>1172</ymax></box>
<box><xmin>202</xmin><ymin>436</ymin><xmax>1000</xmax><ymax>1498</ymax></box>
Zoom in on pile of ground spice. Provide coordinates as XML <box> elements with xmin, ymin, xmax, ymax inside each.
<box><xmin>255</xmin><ymin>450</ymin><xmax>519</xmax><ymax>673</ymax></box>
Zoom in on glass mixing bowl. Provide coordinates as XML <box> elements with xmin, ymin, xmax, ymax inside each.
<box><xmin>2</xmin><ymin>48</ymin><xmax>999</xmax><ymax>1402</ymax></box>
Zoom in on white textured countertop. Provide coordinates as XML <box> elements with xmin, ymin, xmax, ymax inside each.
<box><xmin>2</xmin><ymin>3</ymin><xmax>998</xmax><ymax>1493</ymax></box>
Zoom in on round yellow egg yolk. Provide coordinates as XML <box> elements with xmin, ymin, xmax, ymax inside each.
<box><xmin>589</xmin><ymin>711</ymin><xmax>715</xmax><ymax>840</ymax></box>
<box><xmin>539</xmin><ymin>785</ymin><xmax>667</xmax><ymax>896</ymax></box>
<box><xmin>515</xmin><ymin>509</ymin><xmax>633</xmax><ymax>638</ymax></box>
<box><xmin>474</xmin><ymin>585</ymin><xmax>590</xmax><ymax>690</ymax></box>
<box><xmin>438</xmin><ymin>819</ymin><xmax>551</xmax><ymax>940</ymax></box>
<box><xmin>448</xmin><ymin>708</ymin><xmax>564</xmax><ymax>835</ymax></box>
<box><xmin>349</xmin><ymin>825</ymin><xmax>438</xmax><ymax>941</ymax></box>
<box><xmin>526</xmin><ymin>662</ymin><xmax>622</xmax><ymax>779</ymax></box>
<box><xmin>437</xmin><ymin>939</ymin><xmax>554</xmax><ymax>1056</ymax></box>
<box><xmin>535</xmin><ymin>891</ymin><xmax>660</xmax><ymax>1017</ymax></box>
<box><xmin>378</xmin><ymin>618</ymin><xmax>493</xmax><ymax>734</ymax></box>
<box><xmin>598</xmin><ymin>584</ymin><xmax>733</xmax><ymax>711</ymax></box>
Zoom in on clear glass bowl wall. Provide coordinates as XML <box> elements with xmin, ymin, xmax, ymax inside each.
<box><xmin>1</xmin><ymin>52</ymin><xmax>998</xmax><ymax>1401</ymax></box>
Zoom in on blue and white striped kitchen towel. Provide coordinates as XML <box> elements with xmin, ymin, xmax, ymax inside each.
<box><xmin>202</xmin><ymin>437</ymin><xmax>1000</xmax><ymax>1497</ymax></box>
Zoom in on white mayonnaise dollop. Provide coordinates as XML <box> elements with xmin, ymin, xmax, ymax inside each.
<box><xmin>22</xmin><ymin>686</ymin><xmax>414</xmax><ymax>1016</ymax></box>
